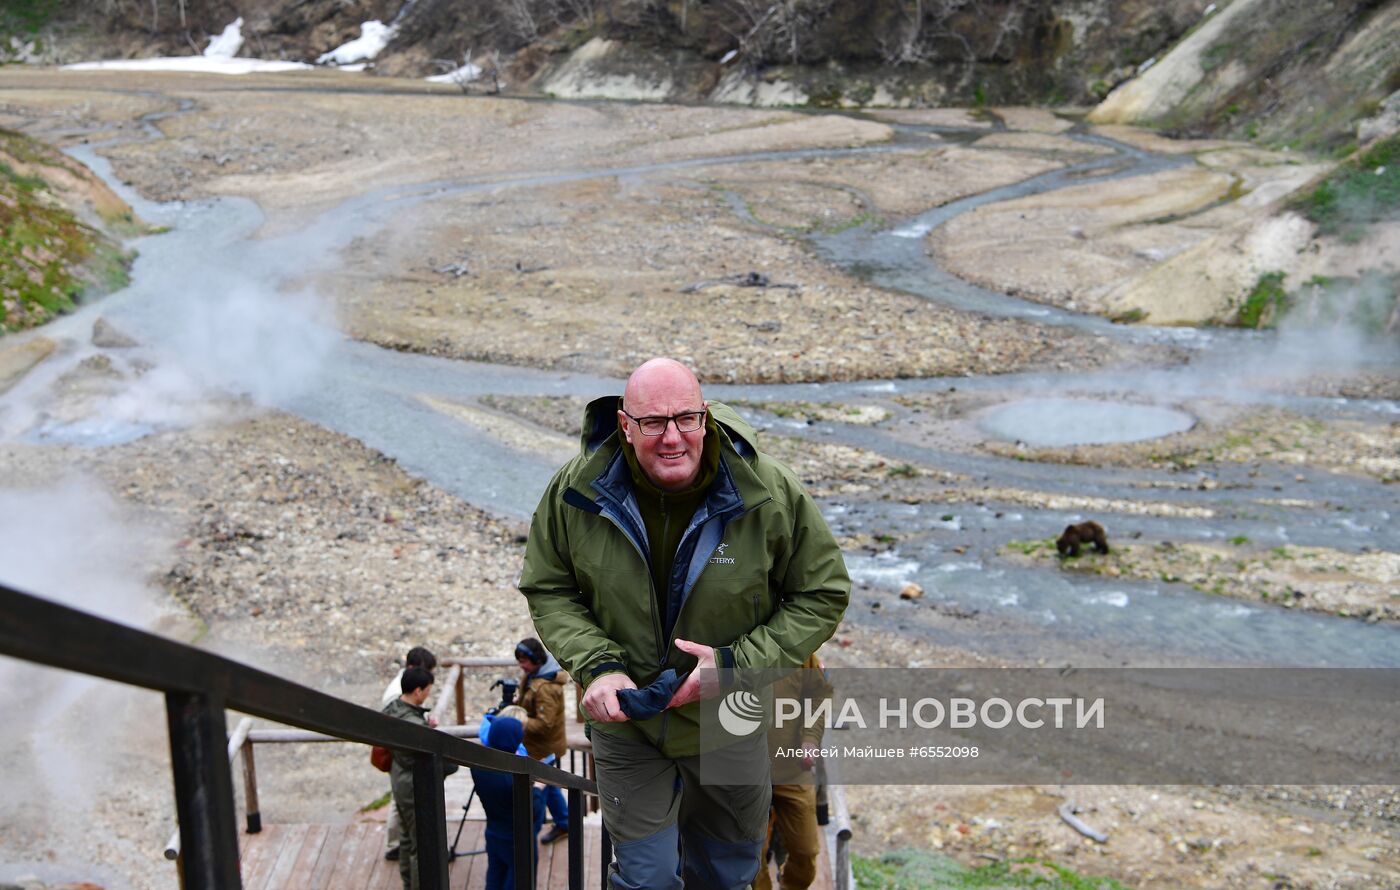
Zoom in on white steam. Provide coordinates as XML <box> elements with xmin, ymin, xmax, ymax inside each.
<box><xmin>0</xmin><ymin>480</ymin><xmax>175</xmax><ymax>887</ymax></box>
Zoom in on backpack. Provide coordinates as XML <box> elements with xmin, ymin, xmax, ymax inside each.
<box><xmin>371</xmin><ymin>745</ymin><xmax>392</xmax><ymax>773</ymax></box>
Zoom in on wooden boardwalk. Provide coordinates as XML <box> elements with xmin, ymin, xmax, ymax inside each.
<box><xmin>238</xmin><ymin>819</ymin><xmax>606</xmax><ymax>890</ymax></box>
<box><xmin>238</xmin><ymin>816</ymin><xmax>833</xmax><ymax>889</ymax></box>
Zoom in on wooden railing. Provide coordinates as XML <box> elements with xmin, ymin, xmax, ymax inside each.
<box><xmin>0</xmin><ymin>582</ymin><xmax>603</xmax><ymax>890</ymax></box>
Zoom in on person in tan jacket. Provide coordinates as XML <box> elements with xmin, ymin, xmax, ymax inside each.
<box><xmin>756</xmin><ymin>653</ymin><xmax>834</xmax><ymax>890</ymax></box>
<box><xmin>515</xmin><ymin>637</ymin><xmax>571</xmax><ymax>843</ymax></box>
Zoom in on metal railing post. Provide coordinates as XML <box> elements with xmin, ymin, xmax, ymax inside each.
<box><xmin>512</xmin><ymin>773</ymin><xmax>535</xmax><ymax>889</ymax></box>
<box><xmin>411</xmin><ymin>752</ymin><xmax>449</xmax><ymax>889</ymax></box>
<box><xmin>241</xmin><ymin>738</ymin><xmax>261</xmax><ymax>834</ymax></box>
<box><xmin>567</xmin><ymin>787</ymin><xmax>584</xmax><ymax>890</ymax></box>
<box><xmin>455</xmin><ymin>669</ymin><xmax>466</xmax><ymax>727</ymax></box>
<box><xmin>165</xmin><ymin>691</ymin><xmax>241</xmax><ymax>889</ymax></box>
<box><xmin>413</xmin><ymin>752</ymin><xmax>450</xmax><ymax>890</ymax></box>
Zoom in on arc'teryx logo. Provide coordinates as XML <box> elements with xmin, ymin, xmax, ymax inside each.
<box><xmin>709</xmin><ymin>542</ymin><xmax>736</xmax><ymax>566</ymax></box>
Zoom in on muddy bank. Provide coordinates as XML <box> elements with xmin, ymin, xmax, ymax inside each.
<box><xmin>1005</xmin><ymin>538</ymin><xmax>1400</xmax><ymax>624</ymax></box>
<box><xmin>977</xmin><ymin>404</ymin><xmax>1400</xmax><ymax>484</ymax></box>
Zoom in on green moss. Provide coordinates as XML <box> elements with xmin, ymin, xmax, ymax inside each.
<box><xmin>1237</xmin><ymin>271</ymin><xmax>1288</xmax><ymax>329</ymax></box>
<box><xmin>1228</xmin><ymin>535</ymin><xmax>1250</xmax><ymax>546</ymax></box>
<box><xmin>1292</xmin><ymin>133</ymin><xmax>1400</xmax><ymax>239</ymax></box>
<box><xmin>1005</xmin><ymin>539</ymin><xmax>1052</xmax><ymax>556</ymax></box>
<box><xmin>1110</xmin><ymin>308</ymin><xmax>1146</xmax><ymax>324</ymax></box>
<box><xmin>806</xmin><ymin>83</ymin><xmax>844</xmax><ymax>109</ymax></box>
<box><xmin>854</xmin><ymin>849</ymin><xmax>1133</xmax><ymax>889</ymax></box>
<box><xmin>1</xmin><ymin>127</ymin><xmax>136</xmax><ymax>333</ymax></box>
<box><xmin>0</xmin><ymin>0</ymin><xmax>57</xmax><ymax>43</ymax></box>
<box><xmin>1288</xmin><ymin>271</ymin><xmax>1400</xmax><ymax>336</ymax></box>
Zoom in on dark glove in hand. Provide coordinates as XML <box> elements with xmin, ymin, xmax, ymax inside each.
<box><xmin>616</xmin><ymin>669</ymin><xmax>690</xmax><ymax>720</ymax></box>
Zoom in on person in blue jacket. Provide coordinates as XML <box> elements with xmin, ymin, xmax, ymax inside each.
<box><xmin>472</xmin><ymin>715</ymin><xmax>546</xmax><ymax>890</ymax></box>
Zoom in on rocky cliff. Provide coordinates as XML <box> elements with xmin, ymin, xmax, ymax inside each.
<box><xmin>19</xmin><ymin>0</ymin><xmax>1205</xmax><ymax>107</ymax></box>
<box><xmin>17</xmin><ymin>1</ymin><xmax>1396</xmax><ymax>147</ymax></box>
<box><xmin>1090</xmin><ymin>0</ymin><xmax>1400</xmax><ymax>153</ymax></box>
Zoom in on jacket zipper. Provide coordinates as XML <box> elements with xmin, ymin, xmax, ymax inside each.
<box><xmin>658</xmin><ymin>494</ymin><xmax>671</xmax><ymax>665</ymax></box>
<box><xmin>659</xmin><ymin>495</ymin><xmax>772</xmax><ymax>667</ymax></box>
<box><xmin>595</xmin><ymin>498</ymin><xmax>666</xmax><ymax>668</ymax></box>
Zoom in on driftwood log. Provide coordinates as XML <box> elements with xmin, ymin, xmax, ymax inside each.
<box><xmin>1057</xmin><ymin>800</ymin><xmax>1109</xmax><ymax>843</ymax></box>
<box><xmin>680</xmin><ymin>271</ymin><xmax>799</xmax><ymax>293</ymax></box>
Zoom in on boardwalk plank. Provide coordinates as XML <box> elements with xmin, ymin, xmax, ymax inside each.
<box><xmin>309</xmin><ymin>823</ymin><xmax>350</xmax><ymax>889</ymax></box>
<box><xmin>586</xmin><ymin>824</ymin><xmax>603</xmax><ymax>890</ymax></box>
<box><xmin>325</xmin><ymin>823</ymin><xmax>370</xmax><ymax>888</ymax></box>
<box><xmin>240</xmin><ymin>818</ymin><xmax>773</xmax><ymax>890</ymax></box>
<box><xmin>347</xmin><ymin>821</ymin><xmax>390</xmax><ymax>890</ymax></box>
<box><xmin>545</xmin><ymin>828</ymin><xmax>568</xmax><ymax>890</ymax></box>
<box><xmin>239</xmin><ymin>824</ymin><xmax>283</xmax><ymax>890</ymax></box>
<box><xmin>287</xmin><ymin>824</ymin><xmax>328</xmax><ymax>886</ymax></box>
<box><xmin>459</xmin><ymin>821</ymin><xmax>490</xmax><ymax>890</ymax></box>
<box><xmin>262</xmin><ymin>824</ymin><xmax>308</xmax><ymax>890</ymax></box>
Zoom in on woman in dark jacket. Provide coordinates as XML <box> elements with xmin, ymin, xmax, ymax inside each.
<box><xmin>471</xmin><ymin>715</ymin><xmax>545</xmax><ymax>890</ymax></box>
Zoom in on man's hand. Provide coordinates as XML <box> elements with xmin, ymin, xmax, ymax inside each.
<box><xmin>582</xmin><ymin>672</ymin><xmax>636</xmax><ymax>723</ymax></box>
<box><xmin>427</xmin><ymin>714</ymin><xmax>439</xmax><ymax>729</ymax></box>
<box><xmin>666</xmin><ymin>639</ymin><xmax>720</xmax><ymax>709</ymax></box>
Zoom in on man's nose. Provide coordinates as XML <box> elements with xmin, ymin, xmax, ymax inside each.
<box><xmin>659</xmin><ymin>419</ymin><xmax>684</xmax><ymax>444</ymax></box>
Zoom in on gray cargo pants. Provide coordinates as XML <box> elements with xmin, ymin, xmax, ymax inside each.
<box><xmin>592</xmin><ymin>730</ymin><xmax>771</xmax><ymax>890</ymax></box>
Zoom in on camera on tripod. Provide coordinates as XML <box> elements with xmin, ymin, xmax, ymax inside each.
<box><xmin>485</xmin><ymin>677</ymin><xmax>518</xmax><ymax>715</ymax></box>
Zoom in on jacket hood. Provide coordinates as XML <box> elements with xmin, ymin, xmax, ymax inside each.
<box><xmin>485</xmin><ymin>715</ymin><xmax>525</xmax><ymax>753</ymax></box>
<box><xmin>579</xmin><ymin>396</ymin><xmax>759</xmax><ymax>458</ymax></box>
<box><xmin>530</xmin><ymin>652</ymin><xmax>564</xmax><ymax>683</ymax></box>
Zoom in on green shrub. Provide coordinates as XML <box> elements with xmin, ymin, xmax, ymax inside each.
<box><xmin>1237</xmin><ymin>271</ymin><xmax>1289</xmax><ymax>328</ymax></box>
<box><xmin>1293</xmin><ymin>133</ymin><xmax>1400</xmax><ymax>239</ymax></box>
<box><xmin>854</xmin><ymin>849</ymin><xmax>1133</xmax><ymax>889</ymax></box>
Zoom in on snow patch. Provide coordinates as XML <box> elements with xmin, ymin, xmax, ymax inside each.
<box><xmin>427</xmin><ymin>61</ymin><xmax>483</xmax><ymax>85</ymax></box>
<box><xmin>64</xmin><ymin>57</ymin><xmax>312</xmax><ymax>75</ymax></box>
<box><xmin>318</xmin><ymin>21</ymin><xmax>397</xmax><ymax>65</ymax></box>
<box><xmin>204</xmin><ymin>18</ymin><xmax>245</xmax><ymax>59</ymax></box>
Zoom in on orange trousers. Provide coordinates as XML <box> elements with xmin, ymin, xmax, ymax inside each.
<box><xmin>753</xmin><ymin>784</ymin><xmax>820</xmax><ymax>890</ymax></box>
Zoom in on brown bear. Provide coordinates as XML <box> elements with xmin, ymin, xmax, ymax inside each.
<box><xmin>1057</xmin><ymin>521</ymin><xmax>1110</xmax><ymax>558</ymax></box>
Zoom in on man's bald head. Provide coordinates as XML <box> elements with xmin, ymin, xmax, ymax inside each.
<box><xmin>619</xmin><ymin>358</ymin><xmax>708</xmax><ymax>492</ymax></box>
<box><xmin>623</xmin><ymin>358</ymin><xmax>702</xmax><ymax>413</ymax></box>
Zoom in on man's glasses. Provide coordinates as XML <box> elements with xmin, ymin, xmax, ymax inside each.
<box><xmin>623</xmin><ymin>409</ymin><xmax>706</xmax><ymax>437</ymax></box>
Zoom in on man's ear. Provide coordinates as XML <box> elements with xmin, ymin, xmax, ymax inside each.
<box><xmin>617</xmin><ymin>410</ymin><xmax>633</xmax><ymax>445</ymax></box>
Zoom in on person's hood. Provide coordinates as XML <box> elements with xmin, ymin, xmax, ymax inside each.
<box><xmin>530</xmin><ymin>652</ymin><xmax>563</xmax><ymax>683</ymax></box>
<box><xmin>485</xmin><ymin>715</ymin><xmax>524</xmax><ymax>753</ymax></box>
<box><xmin>577</xmin><ymin>396</ymin><xmax>759</xmax><ymax>459</ymax></box>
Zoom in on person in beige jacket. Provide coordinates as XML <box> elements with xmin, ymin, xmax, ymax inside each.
<box><xmin>515</xmin><ymin>637</ymin><xmax>571</xmax><ymax>843</ymax></box>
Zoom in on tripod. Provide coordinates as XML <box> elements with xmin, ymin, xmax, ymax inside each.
<box><xmin>448</xmin><ymin>787</ymin><xmax>484</xmax><ymax>860</ymax></box>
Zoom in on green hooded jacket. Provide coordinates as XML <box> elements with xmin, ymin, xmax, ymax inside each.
<box><xmin>518</xmin><ymin>398</ymin><xmax>850</xmax><ymax>757</ymax></box>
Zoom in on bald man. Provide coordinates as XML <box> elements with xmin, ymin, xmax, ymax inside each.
<box><xmin>519</xmin><ymin>358</ymin><xmax>850</xmax><ymax>890</ymax></box>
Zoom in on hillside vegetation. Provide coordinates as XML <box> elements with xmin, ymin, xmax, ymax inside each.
<box><xmin>0</xmin><ymin>128</ymin><xmax>141</xmax><ymax>333</ymax></box>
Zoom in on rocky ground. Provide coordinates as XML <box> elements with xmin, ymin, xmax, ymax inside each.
<box><xmin>0</xmin><ymin>68</ymin><xmax>1166</xmax><ymax>383</ymax></box>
